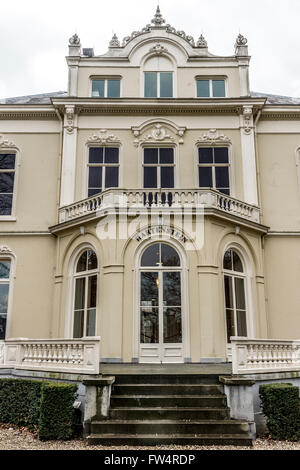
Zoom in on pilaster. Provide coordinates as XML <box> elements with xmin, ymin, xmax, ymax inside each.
<box><xmin>60</xmin><ymin>105</ymin><xmax>78</xmax><ymax>207</ymax></box>
<box><xmin>239</xmin><ymin>105</ymin><xmax>259</xmax><ymax>206</ymax></box>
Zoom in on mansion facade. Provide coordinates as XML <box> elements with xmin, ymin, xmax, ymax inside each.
<box><xmin>0</xmin><ymin>7</ymin><xmax>300</xmax><ymax>372</ymax></box>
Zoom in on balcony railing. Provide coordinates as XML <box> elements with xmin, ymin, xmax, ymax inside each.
<box><xmin>0</xmin><ymin>338</ymin><xmax>100</xmax><ymax>375</ymax></box>
<box><xmin>58</xmin><ymin>188</ymin><xmax>260</xmax><ymax>224</ymax></box>
<box><xmin>231</xmin><ymin>337</ymin><xmax>300</xmax><ymax>375</ymax></box>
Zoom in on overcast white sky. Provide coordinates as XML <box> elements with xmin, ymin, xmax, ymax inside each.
<box><xmin>0</xmin><ymin>0</ymin><xmax>299</xmax><ymax>99</ymax></box>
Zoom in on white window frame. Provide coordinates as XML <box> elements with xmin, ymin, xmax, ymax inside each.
<box><xmin>0</xmin><ymin>148</ymin><xmax>20</xmax><ymax>221</ymax></box>
<box><xmin>0</xmin><ymin>249</ymin><xmax>16</xmax><ymax>339</ymax></box>
<box><xmin>144</xmin><ymin>71</ymin><xmax>174</xmax><ymax>98</ymax></box>
<box><xmin>90</xmin><ymin>76</ymin><xmax>122</xmax><ymax>98</ymax></box>
<box><xmin>195</xmin><ymin>77</ymin><xmax>227</xmax><ymax>98</ymax></box>
<box><xmin>141</xmin><ymin>144</ymin><xmax>178</xmax><ymax>189</ymax></box>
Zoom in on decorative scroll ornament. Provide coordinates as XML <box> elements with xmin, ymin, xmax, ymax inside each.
<box><xmin>0</xmin><ymin>135</ymin><xmax>18</xmax><ymax>150</ymax></box>
<box><xmin>87</xmin><ymin>129</ymin><xmax>121</xmax><ymax>145</ymax></box>
<box><xmin>151</xmin><ymin>5</ymin><xmax>166</xmax><ymax>26</ymax></box>
<box><xmin>0</xmin><ymin>245</ymin><xmax>13</xmax><ymax>254</ymax></box>
<box><xmin>196</xmin><ymin>34</ymin><xmax>208</xmax><ymax>48</ymax></box>
<box><xmin>65</xmin><ymin>105</ymin><xmax>76</xmax><ymax>134</ymax></box>
<box><xmin>149</xmin><ymin>43</ymin><xmax>168</xmax><ymax>55</ymax></box>
<box><xmin>109</xmin><ymin>33</ymin><xmax>120</xmax><ymax>48</ymax></box>
<box><xmin>69</xmin><ymin>33</ymin><xmax>81</xmax><ymax>46</ymax></box>
<box><xmin>235</xmin><ymin>33</ymin><xmax>248</xmax><ymax>47</ymax></box>
<box><xmin>242</xmin><ymin>106</ymin><xmax>253</xmax><ymax>135</ymax></box>
<box><xmin>165</xmin><ymin>25</ymin><xmax>195</xmax><ymax>46</ymax></box>
<box><xmin>196</xmin><ymin>129</ymin><xmax>231</xmax><ymax>145</ymax></box>
<box><xmin>132</xmin><ymin>124</ymin><xmax>186</xmax><ymax>147</ymax></box>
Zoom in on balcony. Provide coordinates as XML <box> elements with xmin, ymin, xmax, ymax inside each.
<box><xmin>57</xmin><ymin>188</ymin><xmax>261</xmax><ymax>227</ymax></box>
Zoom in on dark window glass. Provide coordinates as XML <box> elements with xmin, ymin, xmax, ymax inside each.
<box><xmin>163</xmin><ymin>307</ymin><xmax>182</xmax><ymax>343</ymax></box>
<box><xmin>199</xmin><ymin>148</ymin><xmax>213</xmax><ymax>164</ymax></box>
<box><xmin>226</xmin><ymin>309</ymin><xmax>235</xmax><ymax>343</ymax></box>
<box><xmin>215</xmin><ymin>167</ymin><xmax>229</xmax><ymax>189</ymax></box>
<box><xmin>161</xmin><ymin>166</ymin><xmax>174</xmax><ymax>188</ymax></box>
<box><xmin>89</xmin><ymin>148</ymin><xmax>103</xmax><ymax>164</ymax></box>
<box><xmin>144</xmin><ymin>148</ymin><xmax>158</xmax><ymax>164</ymax></box>
<box><xmin>199</xmin><ymin>167</ymin><xmax>212</xmax><ymax>187</ymax></box>
<box><xmin>140</xmin><ymin>272</ymin><xmax>159</xmax><ymax>305</ymax></box>
<box><xmin>0</xmin><ymin>154</ymin><xmax>15</xmax><ymax>169</ymax></box>
<box><xmin>214</xmin><ymin>147</ymin><xmax>228</xmax><ymax>163</ymax></box>
<box><xmin>223</xmin><ymin>250</ymin><xmax>232</xmax><ymax>270</ymax></box>
<box><xmin>235</xmin><ymin>278</ymin><xmax>246</xmax><ymax>310</ymax></box>
<box><xmin>145</xmin><ymin>72</ymin><xmax>157</xmax><ymax>98</ymax></box>
<box><xmin>161</xmin><ymin>244</ymin><xmax>180</xmax><ymax>266</ymax></box>
<box><xmin>237</xmin><ymin>310</ymin><xmax>247</xmax><ymax>337</ymax></box>
<box><xmin>141</xmin><ymin>244</ymin><xmax>160</xmax><ymax>267</ymax></box>
<box><xmin>159</xmin><ymin>148</ymin><xmax>174</xmax><ymax>164</ymax></box>
<box><xmin>105</xmin><ymin>147</ymin><xmax>119</xmax><ymax>163</ymax></box>
<box><xmin>105</xmin><ymin>167</ymin><xmax>119</xmax><ymax>188</ymax></box>
<box><xmin>88</xmin><ymin>167</ymin><xmax>102</xmax><ymax>189</ymax></box>
<box><xmin>212</xmin><ymin>80</ymin><xmax>225</xmax><ymax>97</ymax></box>
<box><xmin>0</xmin><ymin>195</ymin><xmax>13</xmax><ymax>215</ymax></box>
<box><xmin>224</xmin><ymin>275</ymin><xmax>233</xmax><ymax>309</ymax></box>
<box><xmin>0</xmin><ymin>315</ymin><xmax>7</xmax><ymax>340</ymax></box>
<box><xmin>107</xmin><ymin>80</ymin><xmax>120</xmax><ymax>98</ymax></box>
<box><xmin>233</xmin><ymin>251</ymin><xmax>243</xmax><ymax>273</ymax></box>
<box><xmin>86</xmin><ymin>309</ymin><xmax>96</xmax><ymax>336</ymax></box>
<box><xmin>92</xmin><ymin>80</ymin><xmax>105</xmax><ymax>98</ymax></box>
<box><xmin>87</xmin><ymin>250</ymin><xmax>98</xmax><ymax>270</ymax></box>
<box><xmin>87</xmin><ymin>275</ymin><xmax>97</xmax><ymax>308</ymax></box>
<box><xmin>73</xmin><ymin>310</ymin><xmax>84</xmax><ymax>338</ymax></box>
<box><xmin>88</xmin><ymin>188</ymin><xmax>101</xmax><ymax>197</ymax></box>
<box><xmin>0</xmin><ymin>261</ymin><xmax>10</xmax><ymax>279</ymax></box>
<box><xmin>160</xmin><ymin>72</ymin><xmax>173</xmax><ymax>98</ymax></box>
<box><xmin>75</xmin><ymin>278</ymin><xmax>85</xmax><ymax>310</ymax></box>
<box><xmin>0</xmin><ymin>173</ymin><xmax>15</xmax><ymax>193</ymax></box>
<box><xmin>163</xmin><ymin>272</ymin><xmax>181</xmax><ymax>305</ymax></box>
<box><xmin>144</xmin><ymin>167</ymin><xmax>157</xmax><ymax>188</ymax></box>
<box><xmin>77</xmin><ymin>252</ymin><xmax>87</xmax><ymax>272</ymax></box>
<box><xmin>140</xmin><ymin>307</ymin><xmax>159</xmax><ymax>343</ymax></box>
<box><xmin>197</xmin><ymin>80</ymin><xmax>210</xmax><ymax>97</ymax></box>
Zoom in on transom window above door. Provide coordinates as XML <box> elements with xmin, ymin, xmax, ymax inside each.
<box><xmin>144</xmin><ymin>72</ymin><xmax>173</xmax><ymax>98</ymax></box>
<box><xmin>141</xmin><ymin>243</ymin><xmax>181</xmax><ymax>267</ymax></box>
<box><xmin>88</xmin><ymin>147</ymin><xmax>119</xmax><ymax>197</ymax></box>
<box><xmin>198</xmin><ymin>147</ymin><xmax>230</xmax><ymax>195</ymax></box>
<box><xmin>196</xmin><ymin>79</ymin><xmax>226</xmax><ymax>98</ymax></box>
<box><xmin>91</xmin><ymin>79</ymin><xmax>121</xmax><ymax>98</ymax></box>
<box><xmin>143</xmin><ymin>148</ymin><xmax>174</xmax><ymax>188</ymax></box>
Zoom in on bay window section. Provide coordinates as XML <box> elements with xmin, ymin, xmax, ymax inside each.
<box><xmin>198</xmin><ymin>147</ymin><xmax>230</xmax><ymax>195</ymax></box>
<box><xmin>0</xmin><ymin>154</ymin><xmax>16</xmax><ymax>216</ymax></box>
<box><xmin>88</xmin><ymin>147</ymin><xmax>119</xmax><ymax>197</ymax></box>
<box><xmin>144</xmin><ymin>72</ymin><xmax>173</xmax><ymax>98</ymax></box>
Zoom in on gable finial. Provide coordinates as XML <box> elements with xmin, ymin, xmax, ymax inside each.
<box><xmin>109</xmin><ymin>33</ymin><xmax>120</xmax><ymax>48</ymax></box>
<box><xmin>151</xmin><ymin>5</ymin><xmax>166</xmax><ymax>26</ymax></box>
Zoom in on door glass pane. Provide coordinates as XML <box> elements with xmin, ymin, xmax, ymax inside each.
<box><xmin>212</xmin><ymin>80</ymin><xmax>225</xmax><ymax>97</ymax></box>
<box><xmin>0</xmin><ymin>173</ymin><xmax>15</xmax><ymax>193</ymax></box>
<box><xmin>215</xmin><ymin>166</ymin><xmax>229</xmax><ymax>189</ymax></box>
<box><xmin>105</xmin><ymin>167</ymin><xmax>119</xmax><ymax>188</ymax></box>
<box><xmin>105</xmin><ymin>148</ymin><xmax>119</xmax><ymax>163</ymax></box>
<box><xmin>144</xmin><ymin>167</ymin><xmax>157</xmax><ymax>188</ymax></box>
<box><xmin>226</xmin><ymin>309</ymin><xmax>235</xmax><ymax>342</ymax></box>
<box><xmin>107</xmin><ymin>80</ymin><xmax>120</xmax><ymax>98</ymax></box>
<box><xmin>224</xmin><ymin>275</ymin><xmax>233</xmax><ymax>309</ymax></box>
<box><xmin>86</xmin><ymin>308</ymin><xmax>96</xmax><ymax>336</ymax></box>
<box><xmin>140</xmin><ymin>307</ymin><xmax>158</xmax><ymax>343</ymax></box>
<box><xmin>92</xmin><ymin>80</ymin><xmax>105</xmax><ymax>98</ymax></box>
<box><xmin>235</xmin><ymin>277</ymin><xmax>246</xmax><ymax>310</ymax></box>
<box><xmin>237</xmin><ymin>310</ymin><xmax>247</xmax><ymax>337</ymax></box>
<box><xmin>87</xmin><ymin>275</ymin><xmax>97</xmax><ymax>308</ymax></box>
<box><xmin>163</xmin><ymin>272</ymin><xmax>181</xmax><ymax>305</ymax></box>
<box><xmin>141</xmin><ymin>245</ymin><xmax>160</xmax><ymax>267</ymax></box>
<box><xmin>76</xmin><ymin>252</ymin><xmax>87</xmax><ymax>273</ymax></box>
<box><xmin>87</xmin><ymin>251</ymin><xmax>98</xmax><ymax>270</ymax></box>
<box><xmin>199</xmin><ymin>167</ymin><xmax>212</xmax><ymax>187</ymax></box>
<box><xmin>161</xmin><ymin>244</ymin><xmax>180</xmax><ymax>266</ymax></box>
<box><xmin>197</xmin><ymin>80</ymin><xmax>210</xmax><ymax>97</ymax></box>
<box><xmin>160</xmin><ymin>72</ymin><xmax>173</xmax><ymax>98</ymax></box>
<box><xmin>74</xmin><ymin>278</ymin><xmax>85</xmax><ymax>309</ymax></box>
<box><xmin>0</xmin><ymin>261</ymin><xmax>11</xmax><ymax>279</ymax></box>
<box><xmin>0</xmin><ymin>315</ymin><xmax>7</xmax><ymax>340</ymax></box>
<box><xmin>73</xmin><ymin>310</ymin><xmax>84</xmax><ymax>338</ymax></box>
<box><xmin>223</xmin><ymin>250</ymin><xmax>232</xmax><ymax>270</ymax></box>
<box><xmin>199</xmin><ymin>148</ymin><xmax>213</xmax><ymax>163</ymax></box>
<box><xmin>140</xmin><ymin>272</ymin><xmax>158</xmax><ymax>305</ymax></box>
<box><xmin>0</xmin><ymin>154</ymin><xmax>15</xmax><ymax>169</ymax></box>
<box><xmin>144</xmin><ymin>148</ymin><xmax>158</xmax><ymax>164</ymax></box>
<box><xmin>88</xmin><ymin>167</ymin><xmax>102</xmax><ymax>189</ymax></box>
<box><xmin>159</xmin><ymin>148</ymin><xmax>174</xmax><ymax>164</ymax></box>
<box><xmin>233</xmin><ymin>251</ymin><xmax>243</xmax><ymax>273</ymax></box>
<box><xmin>163</xmin><ymin>307</ymin><xmax>182</xmax><ymax>343</ymax></box>
<box><xmin>145</xmin><ymin>72</ymin><xmax>157</xmax><ymax>98</ymax></box>
<box><xmin>0</xmin><ymin>284</ymin><xmax>9</xmax><ymax>313</ymax></box>
<box><xmin>0</xmin><ymin>194</ymin><xmax>13</xmax><ymax>215</ymax></box>
<box><xmin>161</xmin><ymin>166</ymin><xmax>174</xmax><ymax>188</ymax></box>
<box><xmin>89</xmin><ymin>147</ymin><xmax>103</xmax><ymax>164</ymax></box>
<box><xmin>214</xmin><ymin>147</ymin><xmax>228</xmax><ymax>163</ymax></box>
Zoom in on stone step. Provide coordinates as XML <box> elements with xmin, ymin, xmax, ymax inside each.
<box><xmin>109</xmin><ymin>406</ymin><xmax>230</xmax><ymax>420</ymax></box>
<box><xmin>87</xmin><ymin>433</ymin><xmax>253</xmax><ymax>447</ymax></box>
<box><xmin>112</xmin><ymin>384</ymin><xmax>224</xmax><ymax>395</ymax></box>
<box><xmin>113</xmin><ymin>374</ymin><xmax>222</xmax><ymax>385</ymax></box>
<box><xmin>90</xmin><ymin>419</ymin><xmax>250</xmax><ymax>435</ymax></box>
<box><xmin>110</xmin><ymin>394</ymin><xmax>227</xmax><ymax>408</ymax></box>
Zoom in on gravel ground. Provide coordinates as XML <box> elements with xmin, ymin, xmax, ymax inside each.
<box><xmin>0</xmin><ymin>424</ymin><xmax>299</xmax><ymax>450</ymax></box>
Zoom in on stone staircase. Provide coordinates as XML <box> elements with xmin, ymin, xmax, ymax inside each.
<box><xmin>86</xmin><ymin>374</ymin><xmax>253</xmax><ymax>446</ymax></box>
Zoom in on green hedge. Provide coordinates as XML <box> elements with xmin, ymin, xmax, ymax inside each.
<box><xmin>0</xmin><ymin>378</ymin><xmax>78</xmax><ymax>440</ymax></box>
<box><xmin>259</xmin><ymin>383</ymin><xmax>300</xmax><ymax>441</ymax></box>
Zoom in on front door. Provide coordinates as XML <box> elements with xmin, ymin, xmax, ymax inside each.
<box><xmin>139</xmin><ymin>243</ymin><xmax>184</xmax><ymax>363</ymax></box>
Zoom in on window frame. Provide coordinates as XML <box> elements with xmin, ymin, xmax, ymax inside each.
<box><xmin>144</xmin><ymin>72</ymin><xmax>174</xmax><ymax>98</ymax></box>
<box><xmin>142</xmin><ymin>145</ymin><xmax>177</xmax><ymax>189</ymax></box>
<box><xmin>196</xmin><ymin>145</ymin><xmax>232</xmax><ymax>196</ymax></box>
<box><xmin>0</xmin><ymin>149</ymin><xmax>19</xmax><ymax>221</ymax></box>
<box><xmin>90</xmin><ymin>76</ymin><xmax>122</xmax><ymax>98</ymax></box>
<box><xmin>0</xmin><ymin>250</ymin><xmax>16</xmax><ymax>340</ymax></box>
<box><xmin>195</xmin><ymin>77</ymin><xmax>227</xmax><ymax>98</ymax></box>
<box><xmin>86</xmin><ymin>145</ymin><xmax>121</xmax><ymax>198</ymax></box>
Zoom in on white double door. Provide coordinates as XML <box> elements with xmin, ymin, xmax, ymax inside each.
<box><xmin>139</xmin><ymin>269</ymin><xmax>184</xmax><ymax>363</ymax></box>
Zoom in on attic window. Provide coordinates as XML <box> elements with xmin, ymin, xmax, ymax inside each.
<box><xmin>196</xmin><ymin>79</ymin><xmax>226</xmax><ymax>98</ymax></box>
<box><xmin>144</xmin><ymin>72</ymin><xmax>173</xmax><ymax>98</ymax></box>
<box><xmin>92</xmin><ymin>79</ymin><xmax>120</xmax><ymax>98</ymax></box>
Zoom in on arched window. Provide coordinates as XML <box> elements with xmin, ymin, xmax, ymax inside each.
<box><xmin>0</xmin><ymin>258</ymin><xmax>11</xmax><ymax>339</ymax></box>
<box><xmin>223</xmin><ymin>249</ymin><xmax>247</xmax><ymax>342</ymax></box>
<box><xmin>73</xmin><ymin>249</ymin><xmax>98</xmax><ymax>338</ymax></box>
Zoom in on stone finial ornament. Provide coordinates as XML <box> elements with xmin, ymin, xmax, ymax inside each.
<box><xmin>151</xmin><ymin>5</ymin><xmax>166</xmax><ymax>26</ymax></box>
<box><xmin>235</xmin><ymin>33</ymin><xmax>248</xmax><ymax>47</ymax></box>
<box><xmin>69</xmin><ymin>33</ymin><xmax>81</xmax><ymax>46</ymax></box>
<box><xmin>109</xmin><ymin>33</ymin><xmax>120</xmax><ymax>48</ymax></box>
<box><xmin>196</xmin><ymin>34</ymin><xmax>208</xmax><ymax>48</ymax></box>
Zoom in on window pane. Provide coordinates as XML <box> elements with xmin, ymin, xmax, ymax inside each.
<box><xmin>0</xmin><ymin>261</ymin><xmax>11</xmax><ymax>279</ymax></box>
<box><xmin>144</xmin><ymin>167</ymin><xmax>157</xmax><ymax>188</ymax></box>
<box><xmin>140</xmin><ymin>272</ymin><xmax>159</xmax><ymax>305</ymax></box>
<box><xmin>88</xmin><ymin>167</ymin><xmax>102</xmax><ymax>189</ymax></box>
<box><xmin>89</xmin><ymin>147</ymin><xmax>103</xmax><ymax>164</ymax></box>
<box><xmin>92</xmin><ymin>80</ymin><xmax>105</xmax><ymax>98</ymax></box>
<box><xmin>0</xmin><ymin>284</ymin><xmax>9</xmax><ymax>313</ymax></box>
<box><xmin>107</xmin><ymin>80</ymin><xmax>120</xmax><ymax>98</ymax></box>
<box><xmin>160</xmin><ymin>72</ymin><xmax>173</xmax><ymax>98</ymax></box>
<box><xmin>86</xmin><ymin>309</ymin><xmax>96</xmax><ymax>336</ymax></box>
<box><xmin>73</xmin><ymin>310</ymin><xmax>84</xmax><ymax>338</ymax></box>
<box><xmin>0</xmin><ymin>154</ymin><xmax>15</xmax><ymax>169</ymax></box>
<box><xmin>88</xmin><ymin>188</ymin><xmax>101</xmax><ymax>197</ymax></box>
<box><xmin>224</xmin><ymin>275</ymin><xmax>233</xmax><ymax>309</ymax></box>
<box><xmin>87</xmin><ymin>275</ymin><xmax>97</xmax><ymax>309</ymax></box>
<box><xmin>105</xmin><ymin>167</ymin><xmax>119</xmax><ymax>188</ymax></box>
<box><xmin>215</xmin><ymin>167</ymin><xmax>229</xmax><ymax>189</ymax></box>
<box><xmin>0</xmin><ymin>194</ymin><xmax>13</xmax><ymax>215</ymax></box>
<box><xmin>197</xmin><ymin>80</ymin><xmax>210</xmax><ymax>97</ymax></box>
<box><xmin>141</xmin><ymin>244</ymin><xmax>160</xmax><ymax>267</ymax></box>
<box><xmin>199</xmin><ymin>167</ymin><xmax>212</xmax><ymax>187</ymax></box>
<box><xmin>140</xmin><ymin>307</ymin><xmax>159</xmax><ymax>343</ymax></box>
<box><xmin>77</xmin><ymin>252</ymin><xmax>87</xmax><ymax>272</ymax></box>
<box><xmin>223</xmin><ymin>250</ymin><xmax>232</xmax><ymax>270</ymax></box>
<box><xmin>214</xmin><ymin>147</ymin><xmax>228</xmax><ymax>163</ymax></box>
<box><xmin>75</xmin><ymin>278</ymin><xmax>85</xmax><ymax>309</ymax></box>
<box><xmin>213</xmin><ymin>80</ymin><xmax>225</xmax><ymax>97</ymax></box>
<box><xmin>161</xmin><ymin>167</ymin><xmax>174</xmax><ymax>188</ymax></box>
<box><xmin>144</xmin><ymin>148</ymin><xmax>158</xmax><ymax>164</ymax></box>
<box><xmin>163</xmin><ymin>307</ymin><xmax>182</xmax><ymax>343</ymax></box>
<box><xmin>87</xmin><ymin>250</ymin><xmax>98</xmax><ymax>270</ymax></box>
<box><xmin>159</xmin><ymin>148</ymin><xmax>174</xmax><ymax>164</ymax></box>
<box><xmin>237</xmin><ymin>310</ymin><xmax>247</xmax><ymax>337</ymax></box>
<box><xmin>235</xmin><ymin>277</ymin><xmax>246</xmax><ymax>310</ymax></box>
<box><xmin>0</xmin><ymin>315</ymin><xmax>6</xmax><ymax>340</ymax></box>
<box><xmin>226</xmin><ymin>309</ymin><xmax>235</xmax><ymax>342</ymax></box>
<box><xmin>199</xmin><ymin>148</ymin><xmax>213</xmax><ymax>164</ymax></box>
<box><xmin>233</xmin><ymin>251</ymin><xmax>243</xmax><ymax>273</ymax></box>
<box><xmin>163</xmin><ymin>272</ymin><xmax>181</xmax><ymax>305</ymax></box>
<box><xmin>145</xmin><ymin>72</ymin><xmax>157</xmax><ymax>98</ymax></box>
<box><xmin>161</xmin><ymin>244</ymin><xmax>180</xmax><ymax>267</ymax></box>
<box><xmin>105</xmin><ymin>147</ymin><xmax>119</xmax><ymax>163</ymax></box>
<box><xmin>0</xmin><ymin>173</ymin><xmax>15</xmax><ymax>193</ymax></box>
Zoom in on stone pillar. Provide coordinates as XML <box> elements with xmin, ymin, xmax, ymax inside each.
<box><xmin>60</xmin><ymin>105</ymin><xmax>78</xmax><ymax>207</ymax></box>
<box><xmin>67</xmin><ymin>34</ymin><xmax>81</xmax><ymax>97</ymax></box>
<box><xmin>235</xmin><ymin>34</ymin><xmax>250</xmax><ymax>97</ymax></box>
<box><xmin>240</xmin><ymin>106</ymin><xmax>259</xmax><ymax>206</ymax></box>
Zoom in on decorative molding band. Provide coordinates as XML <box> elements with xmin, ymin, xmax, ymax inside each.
<box><xmin>242</xmin><ymin>106</ymin><xmax>253</xmax><ymax>135</ymax></box>
<box><xmin>64</xmin><ymin>105</ymin><xmax>76</xmax><ymax>134</ymax></box>
<box><xmin>132</xmin><ymin>124</ymin><xmax>176</xmax><ymax>147</ymax></box>
<box><xmin>196</xmin><ymin>129</ymin><xmax>231</xmax><ymax>145</ymax></box>
<box><xmin>87</xmin><ymin>129</ymin><xmax>121</xmax><ymax>145</ymax></box>
<box><xmin>0</xmin><ymin>135</ymin><xmax>19</xmax><ymax>150</ymax></box>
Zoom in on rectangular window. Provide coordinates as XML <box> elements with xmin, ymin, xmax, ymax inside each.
<box><xmin>0</xmin><ymin>259</ymin><xmax>11</xmax><ymax>340</ymax></box>
<box><xmin>143</xmin><ymin>148</ymin><xmax>174</xmax><ymax>188</ymax></box>
<box><xmin>88</xmin><ymin>147</ymin><xmax>119</xmax><ymax>197</ymax></box>
<box><xmin>0</xmin><ymin>154</ymin><xmax>16</xmax><ymax>216</ymax></box>
<box><xmin>92</xmin><ymin>79</ymin><xmax>121</xmax><ymax>98</ymax></box>
<box><xmin>144</xmin><ymin>72</ymin><xmax>173</xmax><ymax>98</ymax></box>
<box><xmin>197</xmin><ymin>79</ymin><xmax>226</xmax><ymax>98</ymax></box>
<box><xmin>198</xmin><ymin>147</ymin><xmax>230</xmax><ymax>195</ymax></box>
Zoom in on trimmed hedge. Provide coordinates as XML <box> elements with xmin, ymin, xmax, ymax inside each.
<box><xmin>259</xmin><ymin>383</ymin><xmax>300</xmax><ymax>441</ymax></box>
<box><xmin>0</xmin><ymin>378</ymin><xmax>78</xmax><ymax>440</ymax></box>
